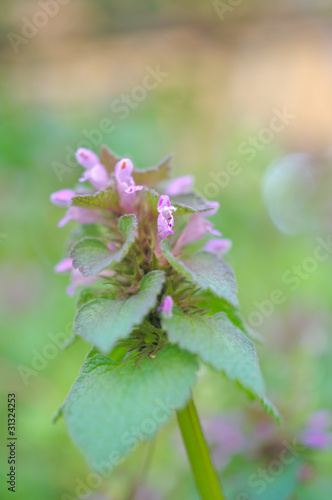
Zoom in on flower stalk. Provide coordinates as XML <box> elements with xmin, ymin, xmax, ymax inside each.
<box><xmin>177</xmin><ymin>398</ymin><xmax>226</xmax><ymax>500</ymax></box>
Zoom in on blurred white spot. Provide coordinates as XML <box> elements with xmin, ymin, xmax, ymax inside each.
<box><xmin>263</xmin><ymin>153</ymin><xmax>316</xmax><ymax>234</ymax></box>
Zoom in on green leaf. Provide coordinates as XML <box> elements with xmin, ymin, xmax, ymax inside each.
<box><xmin>162</xmin><ymin>310</ymin><xmax>276</xmax><ymax>416</ymax></box>
<box><xmin>70</xmin><ymin>214</ymin><xmax>137</xmax><ymax>277</ymax></box>
<box><xmin>170</xmin><ymin>192</ymin><xmax>212</xmax><ymax>213</ymax></box>
<box><xmin>61</xmin><ymin>344</ymin><xmax>198</xmax><ymax>470</ymax></box>
<box><xmin>133</xmin><ymin>154</ymin><xmax>172</xmax><ymax>187</ymax></box>
<box><xmin>198</xmin><ymin>293</ymin><xmax>264</xmax><ymax>344</ymax></box>
<box><xmin>71</xmin><ymin>186</ymin><xmax>120</xmax><ymax>213</ymax></box>
<box><xmin>74</xmin><ymin>270</ymin><xmax>165</xmax><ymax>353</ymax></box>
<box><xmin>143</xmin><ymin>188</ymin><xmax>210</xmax><ymax>216</ymax></box>
<box><xmin>76</xmin><ymin>286</ymin><xmax>118</xmax><ymax>309</ymax></box>
<box><xmin>161</xmin><ymin>239</ymin><xmax>238</xmax><ymax>307</ymax></box>
<box><xmin>99</xmin><ymin>145</ymin><xmax>120</xmax><ymax>173</ymax></box>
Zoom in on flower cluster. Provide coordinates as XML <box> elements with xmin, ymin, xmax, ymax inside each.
<box><xmin>51</xmin><ymin>146</ymin><xmax>231</xmax><ymax>308</ymax></box>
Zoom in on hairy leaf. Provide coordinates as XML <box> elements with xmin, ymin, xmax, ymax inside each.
<box><xmin>61</xmin><ymin>344</ymin><xmax>198</xmax><ymax>469</ymax></box>
<box><xmin>170</xmin><ymin>192</ymin><xmax>212</xmax><ymax>213</ymax></box>
<box><xmin>133</xmin><ymin>154</ymin><xmax>172</xmax><ymax>187</ymax></box>
<box><xmin>144</xmin><ymin>188</ymin><xmax>210</xmax><ymax>215</ymax></box>
<box><xmin>70</xmin><ymin>215</ymin><xmax>137</xmax><ymax>277</ymax></box>
<box><xmin>197</xmin><ymin>293</ymin><xmax>264</xmax><ymax>344</ymax></box>
<box><xmin>161</xmin><ymin>240</ymin><xmax>238</xmax><ymax>307</ymax></box>
<box><xmin>99</xmin><ymin>145</ymin><xmax>120</xmax><ymax>173</ymax></box>
<box><xmin>162</xmin><ymin>310</ymin><xmax>277</xmax><ymax>416</ymax></box>
<box><xmin>71</xmin><ymin>186</ymin><xmax>120</xmax><ymax>213</ymax></box>
<box><xmin>74</xmin><ymin>270</ymin><xmax>165</xmax><ymax>353</ymax></box>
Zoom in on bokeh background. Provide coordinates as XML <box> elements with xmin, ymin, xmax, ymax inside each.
<box><xmin>1</xmin><ymin>1</ymin><xmax>332</xmax><ymax>499</ymax></box>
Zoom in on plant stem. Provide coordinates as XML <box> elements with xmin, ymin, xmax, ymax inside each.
<box><xmin>177</xmin><ymin>398</ymin><xmax>226</xmax><ymax>500</ymax></box>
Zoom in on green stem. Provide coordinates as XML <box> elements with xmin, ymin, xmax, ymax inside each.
<box><xmin>177</xmin><ymin>398</ymin><xmax>226</xmax><ymax>500</ymax></box>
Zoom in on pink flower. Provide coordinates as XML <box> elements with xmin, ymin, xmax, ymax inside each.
<box><xmin>76</xmin><ymin>148</ymin><xmax>99</xmax><ymax>169</ymax></box>
<box><xmin>203</xmin><ymin>238</ymin><xmax>232</xmax><ymax>257</ymax></box>
<box><xmin>158</xmin><ymin>295</ymin><xmax>173</xmax><ymax>317</ymax></box>
<box><xmin>203</xmin><ymin>414</ymin><xmax>246</xmax><ymax>467</ymax></box>
<box><xmin>157</xmin><ymin>195</ymin><xmax>177</xmax><ymax>240</ymax></box>
<box><xmin>79</xmin><ymin>163</ymin><xmax>109</xmax><ymax>191</ymax></box>
<box><xmin>300</xmin><ymin>410</ymin><xmax>332</xmax><ymax>449</ymax></box>
<box><xmin>58</xmin><ymin>206</ymin><xmax>107</xmax><ymax>227</ymax></box>
<box><xmin>50</xmin><ymin>189</ymin><xmax>75</xmax><ymax>206</ymax></box>
<box><xmin>173</xmin><ymin>214</ymin><xmax>221</xmax><ymax>254</ymax></box>
<box><xmin>165</xmin><ymin>175</ymin><xmax>194</xmax><ymax>196</ymax></box>
<box><xmin>115</xmin><ymin>158</ymin><xmax>143</xmax><ymax>212</ymax></box>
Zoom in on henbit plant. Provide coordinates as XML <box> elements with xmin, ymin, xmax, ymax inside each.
<box><xmin>51</xmin><ymin>145</ymin><xmax>278</xmax><ymax>500</ymax></box>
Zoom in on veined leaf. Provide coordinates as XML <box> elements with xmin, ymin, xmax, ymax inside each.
<box><xmin>71</xmin><ymin>186</ymin><xmax>120</xmax><ymax>213</ymax></box>
<box><xmin>61</xmin><ymin>344</ymin><xmax>198</xmax><ymax>470</ymax></box>
<box><xmin>170</xmin><ymin>192</ymin><xmax>212</xmax><ymax>213</ymax></box>
<box><xmin>133</xmin><ymin>154</ymin><xmax>172</xmax><ymax>187</ymax></box>
<box><xmin>74</xmin><ymin>270</ymin><xmax>165</xmax><ymax>353</ymax></box>
<box><xmin>143</xmin><ymin>188</ymin><xmax>211</xmax><ymax>215</ymax></box>
<box><xmin>161</xmin><ymin>239</ymin><xmax>238</xmax><ymax>307</ymax></box>
<box><xmin>70</xmin><ymin>214</ymin><xmax>137</xmax><ymax>277</ymax></box>
<box><xmin>99</xmin><ymin>145</ymin><xmax>120</xmax><ymax>173</ymax></box>
<box><xmin>162</xmin><ymin>310</ymin><xmax>277</xmax><ymax>417</ymax></box>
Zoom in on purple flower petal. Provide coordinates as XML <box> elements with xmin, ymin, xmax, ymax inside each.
<box><xmin>107</xmin><ymin>242</ymin><xmax>117</xmax><ymax>252</ymax></box>
<box><xmin>50</xmin><ymin>189</ymin><xmax>75</xmax><ymax>206</ymax></box>
<box><xmin>79</xmin><ymin>163</ymin><xmax>109</xmax><ymax>191</ymax></box>
<box><xmin>173</xmin><ymin>214</ymin><xmax>221</xmax><ymax>254</ymax></box>
<box><xmin>301</xmin><ymin>429</ymin><xmax>332</xmax><ymax>449</ymax></box>
<box><xmin>157</xmin><ymin>195</ymin><xmax>176</xmax><ymax>241</ymax></box>
<box><xmin>203</xmin><ymin>238</ymin><xmax>232</xmax><ymax>257</ymax></box>
<box><xmin>115</xmin><ymin>158</ymin><xmax>143</xmax><ymax>212</ymax></box>
<box><xmin>58</xmin><ymin>206</ymin><xmax>107</xmax><ymax>227</ymax></box>
<box><xmin>54</xmin><ymin>257</ymin><xmax>73</xmax><ymax>273</ymax></box>
<box><xmin>76</xmin><ymin>148</ymin><xmax>99</xmax><ymax>169</ymax></box>
<box><xmin>166</xmin><ymin>175</ymin><xmax>194</xmax><ymax>196</ymax></box>
<box><xmin>204</xmin><ymin>201</ymin><xmax>220</xmax><ymax>217</ymax></box>
<box><xmin>158</xmin><ymin>295</ymin><xmax>173</xmax><ymax>317</ymax></box>
<box><xmin>300</xmin><ymin>410</ymin><xmax>332</xmax><ymax>449</ymax></box>
<box><xmin>125</xmin><ymin>185</ymin><xmax>144</xmax><ymax>194</ymax></box>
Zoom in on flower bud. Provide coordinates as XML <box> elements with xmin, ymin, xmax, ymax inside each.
<box><xmin>76</xmin><ymin>148</ymin><xmax>99</xmax><ymax>168</ymax></box>
<box><xmin>158</xmin><ymin>296</ymin><xmax>173</xmax><ymax>317</ymax></box>
<box><xmin>50</xmin><ymin>189</ymin><xmax>75</xmax><ymax>206</ymax></box>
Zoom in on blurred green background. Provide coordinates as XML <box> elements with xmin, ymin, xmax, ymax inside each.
<box><xmin>1</xmin><ymin>1</ymin><xmax>332</xmax><ymax>499</ymax></box>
